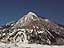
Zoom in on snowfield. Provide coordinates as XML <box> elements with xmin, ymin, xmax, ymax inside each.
<box><xmin>0</xmin><ymin>42</ymin><xmax>64</xmax><ymax>48</ymax></box>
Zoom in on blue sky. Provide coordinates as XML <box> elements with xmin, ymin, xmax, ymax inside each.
<box><xmin>0</xmin><ymin>0</ymin><xmax>64</xmax><ymax>26</ymax></box>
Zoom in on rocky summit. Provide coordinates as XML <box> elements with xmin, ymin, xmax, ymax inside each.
<box><xmin>0</xmin><ymin>12</ymin><xmax>64</xmax><ymax>45</ymax></box>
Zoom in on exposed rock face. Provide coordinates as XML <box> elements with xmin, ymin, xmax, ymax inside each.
<box><xmin>0</xmin><ymin>12</ymin><xmax>64</xmax><ymax>45</ymax></box>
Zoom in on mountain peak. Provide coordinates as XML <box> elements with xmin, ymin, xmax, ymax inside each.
<box><xmin>27</xmin><ymin>12</ymin><xmax>37</xmax><ymax>17</ymax></box>
<box><xmin>15</xmin><ymin>12</ymin><xmax>39</xmax><ymax>28</ymax></box>
<box><xmin>0</xmin><ymin>11</ymin><xmax>64</xmax><ymax>45</ymax></box>
<box><xmin>24</xmin><ymin>11</ymin><xmax>38</xmax><ymax>20</ymax></box>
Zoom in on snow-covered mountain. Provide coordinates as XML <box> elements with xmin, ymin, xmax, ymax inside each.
<box><xmin>0</xmin><ymin>12</ymin><xmax>64</xmax><ymax>46</ymax></box>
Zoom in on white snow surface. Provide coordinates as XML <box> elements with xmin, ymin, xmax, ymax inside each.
<box><xmin>0</xmin><ymin>42</ymin><xmax>64</xmax><ymax>48</ymax></box>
